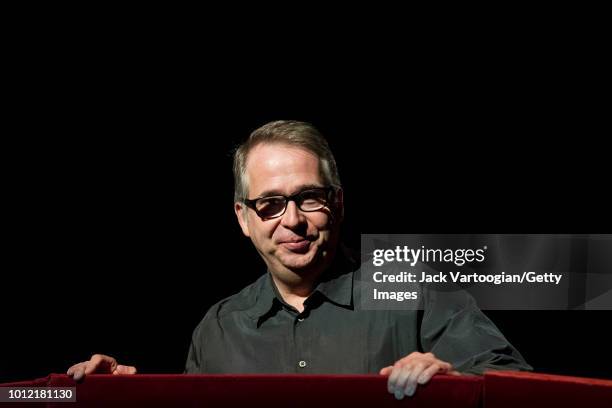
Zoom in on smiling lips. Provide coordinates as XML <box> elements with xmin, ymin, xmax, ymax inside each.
<box><xmin>279</xmin><ymin>239</ymin><xmax>311</xmax><ymax>253</ymax></box>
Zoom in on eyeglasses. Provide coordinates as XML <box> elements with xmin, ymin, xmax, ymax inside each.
<box><xmin>244</xmin><ymin>187</ymin><xmax>334</xmax><ymax>220</ymax></box>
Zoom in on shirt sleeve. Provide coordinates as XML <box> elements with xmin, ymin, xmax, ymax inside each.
<box><xmin>184</xmin><ymin>307</ymin><xmax>217</xmax><ymax>374</ymax></box>
<box><xmin>420</xmin><ymin>286</ymin><xmax>532</xmax><ymax>374</ymax></box>
<box><xmin>184</xmin><ymin>301</ymin><xmax>228</xmax><ymax>374</ymax></box>
<box><xmin>184</xmin><ymin>323</ymin><xmax>202</xmax><ymax>374</ymax></box>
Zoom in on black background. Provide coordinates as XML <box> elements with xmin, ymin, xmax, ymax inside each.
<box><xmin>2</xmin><ymin>36</ymin><xmax>610</xmax><ymax>383</ymax></box>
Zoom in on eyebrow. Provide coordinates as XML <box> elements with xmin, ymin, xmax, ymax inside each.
<box><xmin>255</xmin><ymin>184</ymin><xmax>326</xmax><ymax>199</ymax></box>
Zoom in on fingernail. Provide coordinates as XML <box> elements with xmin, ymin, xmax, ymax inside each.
<box><xmin>394</xmin><ymin>390</ymin><xmax>404</xmax><ymax>400</ymax></box>
<box><xmin>418</xmin><ymin>376</ymin><xmax>427</xmax><ymax>384</ymax></box>
<box><xmin>406</xmin><ymin>385</ymin><xmax>415</xmax><ymax>397</ymax></box>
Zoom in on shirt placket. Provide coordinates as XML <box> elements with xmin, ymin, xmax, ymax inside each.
<box><xmin>292</xmin><ymin>307</ymin><xmax>312</xmax><ymax>373</ymax></box>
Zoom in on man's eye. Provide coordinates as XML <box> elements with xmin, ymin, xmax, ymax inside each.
<box><xmin>301</xmin><ymin>191</ymin><xmax>326</xmax><ymax>202</ymax></box>
<box><xmin>257</xmin><ymin>197</ymin><xmax>285</xmax><ymax>210</ymax></box>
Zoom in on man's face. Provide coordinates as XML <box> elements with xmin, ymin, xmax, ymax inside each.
<box><xmin>235</xmin><ymin>143</ymin><xmax>342</xmax><ymax>282</ymax></box>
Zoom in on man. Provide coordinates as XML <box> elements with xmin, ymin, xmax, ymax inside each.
<box><xmin>67</xmin><ymin>120</ymin><xmax>531</xmax><ymax>399</ymax></box>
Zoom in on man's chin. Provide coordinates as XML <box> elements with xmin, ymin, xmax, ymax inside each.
<box><xmin>277</xmin><ymin>251</ymin><xmax>319</xmax><ymax>272</ymax></box>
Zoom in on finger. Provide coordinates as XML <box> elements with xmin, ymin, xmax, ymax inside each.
<box><xmin>387</xmin><ymin>363</ymin><xmax>402</xmax><ymax>394</ymax></box>
<box><xmin>404</xmin><ymin>362</ymin><xmax>426</xmax><ymax>397</ymax></box>
<box><xmin>73</xmin><ymin>366</ymin><xmax>85</xmax><ymax>382</ymax></box>
<box><xmin>387</xmin><ymin>363</ymin><xmax>403</xmax><ymax>393</ymax></box>
<box><xmin>67</xmin><ymin>362</ymin><xmax>85</xmax><ymax>377</ymax></box>
<box><xmin>392</xmin><ymin>365</ymin><xmax>413</xmax><ymax>400</ymax></box>
<box><xmin>83</xmin><ymin>361</ymin><xmax>96</xmax><ymax>375</ymax></box>
<box><xmin>379</xmin><ymin>366</ymin><xmax>393</xmax><ymax>376</ymax></box>
<box><xmin>448</xmin><ymin>370</ymin><xmax>462</xmax><ymax>376</ymax></box>
<box><xmin>417</xmin><ymin>363</ymin><xmax>443</xmax><ymax>385</ymax></box>
<box><xmin>66</xmin><ymin>365</ymin><xmax>75</xmax><ymax>376</ymax></box>
<box><xmin>85</xmin><ymin>355</ymin><xmax>117</xmax><ymax>375</ymax></box>
<box><xmin>114</xmin><ymin>365</ymin><xmax>137</xmax><ymax>375</ymax></box>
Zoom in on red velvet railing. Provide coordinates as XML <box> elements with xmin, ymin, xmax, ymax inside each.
<box><xmin>1</xmin><ymin>372</ymin><xmax>610</xmax><ymax>407</ymax></box>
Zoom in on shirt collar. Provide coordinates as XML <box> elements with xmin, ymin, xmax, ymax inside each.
<box><xmin>247</xmin><ymin>252</ymin><xmax>356</xmax><ymax>322</ymax></box>
<box><xmin>247</xmin><ymin>273</ymin><xmax>279</xmax><ymax>320</ymax></box>
<box><xmin>311</xmin><ymin>265</ymin><xmax>353</xmax><ymax>308</ymax></box>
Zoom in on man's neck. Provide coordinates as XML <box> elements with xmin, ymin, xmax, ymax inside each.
<box><xmin>270</xmin><ymin>271</ymin><xmax>319</xmax><ymax>313</ymax></box>
<box><xmin>268</xmin><ymin>245</ymin><xmax>340</xmax><ymax>313</ymax></box>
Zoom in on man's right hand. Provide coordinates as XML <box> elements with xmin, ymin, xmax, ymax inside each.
<box><xmin>66</xmin><ymin>354</ymin><xmax>137</xmax><ymax>381</ymax></box>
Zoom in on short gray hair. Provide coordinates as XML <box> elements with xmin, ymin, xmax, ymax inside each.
<box><xmin>233</xmin><ymin>120</ymin><xmax>342</xmax><ymax>202</ymax></box>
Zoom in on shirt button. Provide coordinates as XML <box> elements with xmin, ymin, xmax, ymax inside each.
<box><xmin>298</xmin><ymin>360</ymin><xmax>307</xmax><ymax>368</ymax></box>
<box><xmin>298</xmin><ymin>318</ymin><xmax>304</xmax><ymax>322</ymax></box>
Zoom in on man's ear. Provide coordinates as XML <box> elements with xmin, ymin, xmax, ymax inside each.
<box><xmin>234</xmin><ymin>202</ymin><xmax>251</xmax><ymax>237</ymax></box>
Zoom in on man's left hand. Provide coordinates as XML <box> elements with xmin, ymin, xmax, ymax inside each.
<box><xmin>379</xmin><ymin>352</ymin><xmax>460</xmax><ymax>399</ymax></box>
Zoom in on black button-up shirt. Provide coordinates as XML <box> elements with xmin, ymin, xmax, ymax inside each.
<box><xmin>185</xmin><ymin>254</ymin><xmax>531</xmax><ymax>374</ymax></box>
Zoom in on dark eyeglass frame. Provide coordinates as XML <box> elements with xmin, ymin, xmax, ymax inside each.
<box><xmin>243</xmin><ymin>187</ymin><xmax>334</xmax><ymax>220</ymax></box>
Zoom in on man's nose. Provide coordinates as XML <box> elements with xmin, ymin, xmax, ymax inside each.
<box><xmin>280</xmin><ymin>200</ymin><xmax>306</xmax><ymax>229</ymax></box>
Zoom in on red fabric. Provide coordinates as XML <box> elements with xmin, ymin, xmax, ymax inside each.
<box><xmin>0</xmin><ymin>376</ymin><xmax>49</xmax><ymax>388</ymax></box>
<box><xmin>484</xmin><ymin>371</ymin><xmax>612</xmax><ymax>408</ymax></box>
<box><xmin>1</xmin><ymin>372</ymin><xmax>610</xmax><ymax>407</ymax></box>
<box><xmin>0</xmin><ymin>376</ymin><xmax>50</xmax><ymax>408</ymax></box>
<box><xmin>2</xmin><ymin>374</ymin><xmax>483</xmax><ymax>407</ymax></box>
